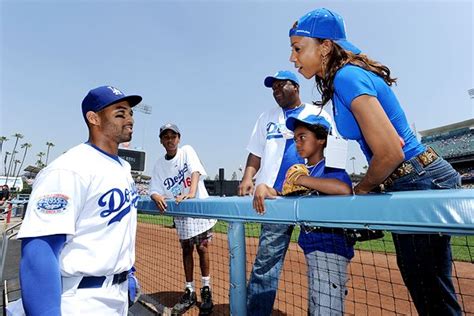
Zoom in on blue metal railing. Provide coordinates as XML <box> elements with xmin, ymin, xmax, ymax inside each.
<box><xmin>138</xmin><ymin>189</ymin><xmax>474</xmax><ymax>315</ymax></box>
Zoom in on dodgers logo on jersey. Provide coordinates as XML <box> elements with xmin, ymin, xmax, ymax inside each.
<box><xmin>266</xmin><ymin>122</ymin><xmax>293</xmax><ymax>140</ymax></box>
<box><xmin>266</xmin><ymin>122</ymin><xmax>283</xmax><ymax>139</ymax></box>
<box><xmin>163</xmin><ymin>163</ymin><xmax>189</xmax><ymax>191</ymax></box>
<box><xmin>36</xmin><ymin>194</ymin><xmax>69</xmax><ymax>214</ymax></box>
<box><xmin>99</xmin><ymin>182</ymin><xmax>139</xmax><ymax>226</ymax></box>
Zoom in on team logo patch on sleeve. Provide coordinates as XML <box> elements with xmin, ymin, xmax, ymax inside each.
<box><xmin>36</xmin><ymin>194</ymin><xmax>70</xmax><ymax>214</ymax></box>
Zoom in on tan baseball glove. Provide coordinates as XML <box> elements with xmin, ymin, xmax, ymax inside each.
<box><xmin>281</xmin><ymin>164</ymin><xmax>312</xmax><ymax>196</ymax></box>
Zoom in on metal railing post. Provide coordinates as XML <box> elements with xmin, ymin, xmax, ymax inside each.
<box><xmin>0</xmin><ymin>230</ymin><xmax>9</xmax><ymax>284</ymax></box>
<box><xmin>227</xmin><ymin>221</ymin><xmax>247</xmax><ymax>316</ymax></box>
<box><xmin>0</xmin><ymin>222</ymin><xmax>22</xmax><ymax>284</ymax></box>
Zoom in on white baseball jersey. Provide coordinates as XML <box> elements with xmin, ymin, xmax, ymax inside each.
<box><xmin>150</xmin><ymin>145</ymin><xmax>216</xmax><ymax>240</ymax></box>
<box><xmin>18</xmin><ymin>143</ymin><xmax>138</xmax><ymax>277</ymax></box>
<box><xmin>247</xmin><ymin>103</ymin><xmax>333</xmax><ymax>187</ymax></box>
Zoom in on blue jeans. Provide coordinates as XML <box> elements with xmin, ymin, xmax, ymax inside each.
<box><xmin>247</xmin><ymin>223</ymin><xmax>294</xmax><ymax>316</ymax></box>
<box><xmin>388</xmin><ymin>156</ymin><xmax>462</xmax><ymax>316</ymax></box>
<box><xmin>305</xmin><ymin>251</ymin><xmax>349</xmax><ymax>316</ymax></box>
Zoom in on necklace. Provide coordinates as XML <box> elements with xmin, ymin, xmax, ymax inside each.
<box><xmin>308</xmin><ymin>158</ymin><xmax>325</xmax><ymax>177</ymax></box>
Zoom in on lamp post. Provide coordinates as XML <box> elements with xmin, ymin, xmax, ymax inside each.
<box><xmin>133</xmin><ymin>103</ymin><xmax>153</xmax><ymax>150</ymax></box>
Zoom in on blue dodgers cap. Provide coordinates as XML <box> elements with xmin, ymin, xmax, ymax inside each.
<box><xmin>289</xmin><ymin>8</ymin><xmax>361</xmax><ymax>54</ymax></box>
<box><xmin>159</xmin><ymin>123</ymin><xmax>181</xmax><ymax>137</ymax></box>
<box><xmin>286</xmin><ymin>114</ymin><xmax>332</xmax><ymax>132</ymax></box>
<box><xmin>264</xmin><ymin>70</ymin><xmax>300</xmax><ymax>88</ymax></box>
<box><xmin>81</xmin><ymin>85</ymin><xmax>142</xmax><ymax>120</ymax></box>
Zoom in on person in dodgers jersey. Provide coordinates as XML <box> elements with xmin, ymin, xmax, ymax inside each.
<box><xmin>17</xmin><ymin>85</ymin><xmax>142</xmax><ymax>315</ymax></box>
<box><xmin>238</xmin><ymin>70</ymin><xmax>333</xmax><ymax>315</ymax></box>
<box><xmin>150</xmin><ymin>123</ymin><xmax>217</xmax><ymax>315</ymax></box>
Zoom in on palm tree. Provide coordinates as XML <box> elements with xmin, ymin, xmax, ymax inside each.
<box><xmin>6</xmin><ymin>133</ymin><xmax>23</xmax><ymax>180</ymax></box>
<box><xmin>0</xmin><ymin>136</ymin><xmax>7</xmax><ymax>179</ymax></box>
<box><xmin>3</xmin><ymin>151</ymin><xmax>11</xmax><ymax>177</ymax></box>
<box><xmin>13</xmin><ymin>143</ymin><xmax>32</xmax><ymax>189</ymax></box>
<box><xmin>6</xmin><ymin>150</ymin><xmax>18</xmax><ymax>177</ymax></box>
<box><xmin>0</xmin><ymin>136</ymin><xmax>8</xmax><ymax>158</ymax></box>
<box><xmin>350</xmin><ymin>156</ymin><xmax>356</xmax><ymax>175</ymax></box>
<box><xmin>36</xmin><ymin>152</ymin><xmax>46</xmax><ymax>168</ymax></box>
<box><xmin>45</xmin><ymin>142</ymin><xmax>55</xmax><ymax>166</ymax></box>
<box><xmin>11</xmin><ymin>159</ymin><xmax>21</xmax><ymax>180</ymax></box>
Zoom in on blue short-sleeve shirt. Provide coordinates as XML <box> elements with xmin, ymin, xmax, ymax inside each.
<box><xmin>297</xmin><ymin>165</ymin><xmax>355</xmax><ymax>259</ymax></box>
<box><xmin>332</xmin><ymin>65</ymin><xmax>424</xmax><ymax>162</ymax></box>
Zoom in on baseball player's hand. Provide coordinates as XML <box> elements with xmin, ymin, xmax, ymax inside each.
<box><xmin>238</xmin><ymin>178</ymin><xmax>254</xmax><ymax>196</ymax></box>
<box><xmin>151</xmin><ymin>194</ymin><xmax>167</xmax><ymax>213</ymax></box>
<box><xmin>175</xmin><ymin>193</ymin><xmax>195</xmax><ymax>204</ymax></box>
<box><xmin>253</xmin><ymin>184</ymin><xmax>278</xmax><ymax>214</ymax></box>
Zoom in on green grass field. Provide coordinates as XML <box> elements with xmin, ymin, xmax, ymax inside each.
<box><xmin>138</xmin><ymin>214</ymin><xmax>473</xmax><ymax>262</ymax></box>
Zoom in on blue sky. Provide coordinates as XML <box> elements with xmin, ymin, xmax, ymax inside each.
<box><xmin>1</xmin><ymin>0</ymin><xmax>473</xmax><ymax>178</ymax></box>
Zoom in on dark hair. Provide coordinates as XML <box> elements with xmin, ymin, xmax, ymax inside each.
<box><xmin>159</xmin><ymin>131</ymin><xmax>180</xmax><ymax>139</ymax></box>
<box><xmin>315</xmin><ymin>39</ymin><xmax>397</xmax><ymax>105</ymax></box>
<box><xmin>294</xmin><ymin>120</ymin><xmax>329</xmax><ymax>147</ymax></box>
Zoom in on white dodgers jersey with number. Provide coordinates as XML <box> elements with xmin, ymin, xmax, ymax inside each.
<box><xmin>150</xmin><ymin>145</ymin><xmax>217</xmax><ymax>240</ymax></box>
<box><xmin>18</xmin><ymin>143</ymin><xmax>138</xmax><ymax>277</ymax></box>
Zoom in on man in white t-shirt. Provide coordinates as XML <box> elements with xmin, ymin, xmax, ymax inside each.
<box><xmin>239</xmin><ymin>71</ymin><xmax>332</xmax><ymax>315</ymax></box>
<box><xmin>17</xmin><ymin>85</ymin><xmax>142</xmax><ymax>315</ymax></box>
<box><xmin>150</xmin><ymin>123</ymin><xmax>217</xmax><ymax>315</ymax></box>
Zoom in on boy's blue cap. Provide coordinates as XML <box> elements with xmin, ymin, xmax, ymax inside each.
<box><xmin>286</xmin><ymin>114</ymin><xmax>332</xmax><ymax>132</ymax></box>
<box><xmin>82</xmin><ymin>85</ymin><xmax>142</xmax><ymax>120</ymax></box>
<box><xmin>264</xmin><ymin>70</ymin><xmax>299</xmax><ymax>88</ymax></box>
<box><xmin>289</xmin><ymin>8</ymin><xmax>361</xmax><ymax>54</ymax></box>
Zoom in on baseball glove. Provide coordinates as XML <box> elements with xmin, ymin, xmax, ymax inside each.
<box><xmin>281</xmin><ymin>164</ymin><xmax>312</xmax><ymax>196</ymax></box>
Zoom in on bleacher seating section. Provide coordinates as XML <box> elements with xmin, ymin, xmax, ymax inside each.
<box><xmin>421</xmin><ymin>128</ymin><xmax>474</xmax><ymax>158</ymax></box>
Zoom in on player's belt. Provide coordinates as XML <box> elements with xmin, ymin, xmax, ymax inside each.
<box><xmin>77</xmin><ymin>271</ymin><xmax>128</xmax><ymax>289</ymax></box>
<box><xmin>382</xmin><ymin>147</ymin><xmax>439</xmax><ymax>187</ymax></box>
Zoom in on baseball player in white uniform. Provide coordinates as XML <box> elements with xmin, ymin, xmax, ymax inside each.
<box><xmin>239</xmin><ymin>71</ymin><xmax>332</xmax><ymax>315</ymax></box>
<box><xmin>16</xmin><ymin>85</ymin><xmax>142</xmax><ymax>315</ymax></box>
<box><xmin>150</xmin><ymin>123</ymin><xmax>216</xmax><ymax>315</ymax></box>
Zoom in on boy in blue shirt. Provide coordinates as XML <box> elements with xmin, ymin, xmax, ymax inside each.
<box><xmin>254</xmin><ymin>114</ymin><xmax>353</xmax><ymax>315</ymax></box>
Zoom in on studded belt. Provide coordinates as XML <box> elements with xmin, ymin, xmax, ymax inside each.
<box><xmin>383</xmin><ymin>147</ymin><xmax>439</xmax><ymax>187</ymax></box>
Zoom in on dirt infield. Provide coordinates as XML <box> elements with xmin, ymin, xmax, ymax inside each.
<box><xmin>135</xmin><ymin>222</ymin><xmax>474</xmax><ymax>315</ymax></box>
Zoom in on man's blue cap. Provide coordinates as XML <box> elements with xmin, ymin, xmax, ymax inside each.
<box><xmin>289</xmin><ymin>8</ymin><xmax>361</xmax><ymax>55</ymax></box>
<box><xmin>81</xmin><ymin>85</ymin><xmax>142</xmax><ymax>121</ymax></box>
<box><xmin>286</xmin><ymin>114</ymin><xmax>332</xmax><ymax>133</ymax></box>
<box><xmin>264</xmin><ymin>70</ymin><xmax>299</xmax><ymax>88</ymax></box>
